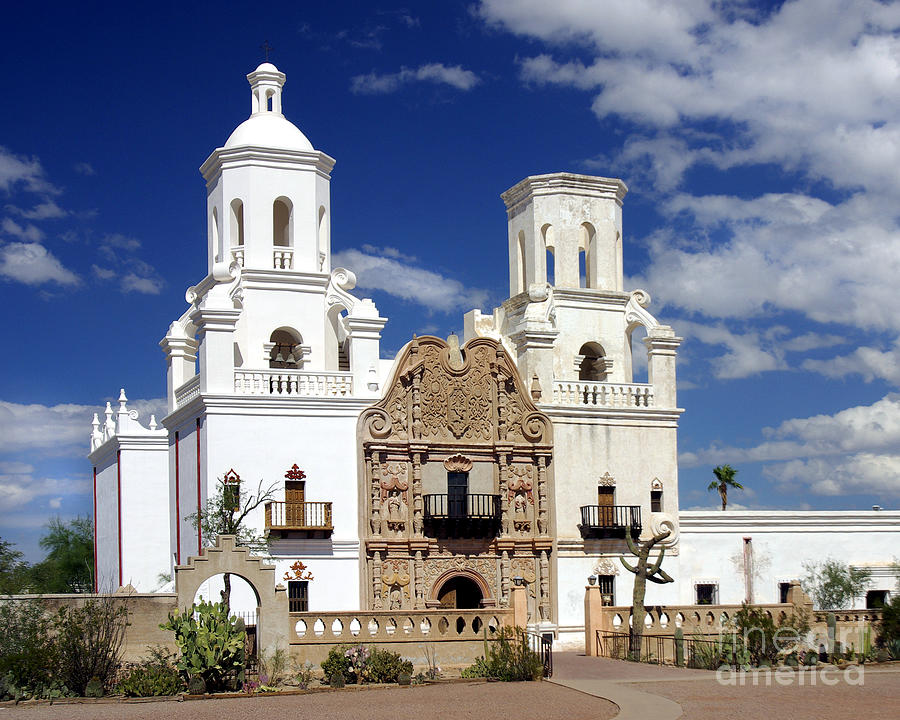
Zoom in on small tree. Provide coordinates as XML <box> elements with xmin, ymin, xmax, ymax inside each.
<box><xmin>189</xmin><ymin>475</ymin><xmax>277</xmax><ymax>610</ymax></box>
<box><xmin>621</xmin><ymin>529</ymin><xmax>674</xmax><ymax>660</ymax></box>
<box><xmin>28</xmin><ymin>517</ymin><xmax>94</xmax><ymax>593</ymax></box>
<box><xmin>801</xmin><ymin>558</ymin><xmax>871</xmax><ymax>609</ymax></box>
<box><xmin>708</xmin><ymin>465</ymin><xmax>743</xmax><ymax>511</ymax></box>
<box><xmin>0</xmin><ymin>537</ymin><xmax>28</xmax><ymax>594</ymax></box>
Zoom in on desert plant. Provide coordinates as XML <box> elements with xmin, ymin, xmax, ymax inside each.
<box><xmin>118</xmin><ymin>647</ymin><xmax>183</xmax><ymax>697</ymax></box>
<box><xmin>258</xmin><ymin>644</ymin><xmax>288</xmax><ymax>686</ymax></box>
<box><xmin>53</xmin><ymin>597</ymin><xmax>128</xmax><ymax>696</ymax></box>
<box><xmin>321</xmin><ymin>644</ymin><xmax>353</xmax><ymax>684</ymax></box>
<box><xmin>461</xmin><ymin>627</ymin><xmax>542</xmax><ymax>681</ymax></box>
<box><xmin>367</xmin><ymin>648</ymin><xmax>413</xmax><ymax>683</ymax></box>
<box><xmin>801</xmin><ymin>558</ymin><xmax>871</xmax><ymax>610</ymax></box>
<box><xmin>877</xmin><ymin>595</ymin><xmax>900</xmax><ymax>647</ymax></box>
<box><xmin>620</xmin><ymin>528</ymin><xmax>674</xmax><ymax>660</ymax></box>
<box><xmin>160</xmin><ymin>599</ymin><xmax>246</xmax><ymax>692</ymax></box>
<box><xmin>0</xmin><ymin>599</ymin><xmax>57</xmax><ymax>696</ymax></box>
<box><xmin>294</xmin><ymin>660</ymin><xmax>315</xmax><ymax>688</ymax></box>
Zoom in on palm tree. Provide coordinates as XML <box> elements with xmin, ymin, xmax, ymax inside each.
<box><xmin>708</xmin><ymin>464</ymin><xmax>743</xmax><ymax>510</ymax></box>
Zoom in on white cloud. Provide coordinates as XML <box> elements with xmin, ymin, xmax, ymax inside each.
<box><xmin>802</xmin><ymin>339</ymin><xmax>900</xmax><ymax>385</ymax></box>
<box><xmin>1</xmin><ymin>217</ymin><xmax>44</xmax><ymax>242</ymax></box>
<box><xmin>333</xmin><ymin>247</ymin><xmax>490</xmax><ymax>312</ymax></box>
<box><xmin>120</xmin><ymin>272</ymin><xmax>163</xmax><ymax>294</ymax></box>
<box><xmin>681</xmin><ymin>393</ymin><xmax>900</xmax><ymax>468</ymax></box>
<box><xmin>351</xmin><ymin>63</ymin><xmax>480</xmax><ymax>94</ymax></box>
<box><xmin>73</xmin><ymin>162</ymin><xmax>95</xmax><ymax>176</ymax></box>
<box><xmin>0</xmin><ymin>146</ymin><xmax>58</xmax><ymax>195</ymax></box>
<box><xmin>0</xmin><ymin>396</ymin><xmax>166</xmax><ymax>456</ymax></box>
<box><xmin>92</xmin><ymin>264</ymin><xmax>116</xmax><ymax>280</ymax></box>
<box><xmin>7</xmin><ymin>199</ymin><xmax>68</xmax><ymax>220</ymax></box>
<box><xmin>101</xmin><ymin>233</ymin><xmax>141</xmax><ymax>251</ymax></box>
<box><xmin>676</xmin><ymin>320</ymin><xmax>784</xmax><ymax>380</ymax></box>
<box><xmin>764</xmin><ymin>453</ymin><xmax>900</xmax><ymax>498</ymax></box>
<box><xmin>0</xmin><ymin>470</ymin><xmax>91</xmax><ymax>512</ymax></box>
<box><xmin>0</xmin><ymin>242</ymin><xmax>79</xmax><ymax>286</ymax></box>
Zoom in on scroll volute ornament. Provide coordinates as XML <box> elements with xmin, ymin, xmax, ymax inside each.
<box><xmin>443</xmin><ymin>454</ymin><xmax>473</xmax><ymax>473</ymax></box>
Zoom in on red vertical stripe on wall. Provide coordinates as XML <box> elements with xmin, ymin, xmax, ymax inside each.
<box><xmin>196</xmin><ymin>418</ymin><xmax>202</xmax><ymax>551</ymax></box>
<box><xmin>116</xmin><ymin>450</ymin><xmax>122</xmax><ymax>588</ymax></box>
<box><xmin>92</xmin><ymin>466</ymin><xmax>97</xmax><ymax>592</ymax></box>
<box><xmin>175</xmin><ymin>431</ymin><xmax>181</xmax><ymax>565</ymax></box>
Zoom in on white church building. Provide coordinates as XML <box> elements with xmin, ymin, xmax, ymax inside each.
<box><xmin>88</xmin><ymin>63</ymin><xmax>899</xmax><ymax>648</ymax></box>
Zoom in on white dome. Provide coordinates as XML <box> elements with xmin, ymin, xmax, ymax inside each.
<box><xmin>224</xmin><ymin>113</ymin><xmax>313</xmax><ymax>152</ymax></box>
<box><xmin>254</xmin><ymin>62</ymin><xmax>280</xmax><ymax>73</ymax></box>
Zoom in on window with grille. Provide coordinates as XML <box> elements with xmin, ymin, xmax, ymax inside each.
<box><xmin>288</xmin><ymin>580</ymin><xmax>308</xmax><ymax>612</ymax></box>
<box><xmin>695</xmin><ymin>583</ymin><xmax>718</xmax><ymax>605</ymax></box>
<box><xmin>598</xmin><ymin>575</ymin><xmax>615</xmax><ymax>605</ymax></box>
<box><xmin>650</xmin><ymin>490</ymin><xmax>662</xmax><ymax>513</ymax></box>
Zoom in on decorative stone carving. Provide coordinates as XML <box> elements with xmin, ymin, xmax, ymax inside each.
<box><xmin>360</xmin><ymin>336</ymin><xmax>552</xmax><ymax>447</ymax></box>
<box><xmin>424</xmin><ymin>556</ymin><xmax>498</xmax><ymax>597</ymax></box>
<box><xmin>624</xmin><ymin>288</ymin><xmax>660</xmax><ymax>330</ymax></box>
<box><xmin>382</xmin><ymin>558</ymin><xmax>411</xmax><ymax>609</ymax></box>
<box><xmin>649</xmin><ymin>511</ymin><xmax>679</xmax><ymax>547</ymax></box>
<box><xmin>380</xmin><ymin>463</ymin><xmax>409</xmax><ymax>501</ymax></box>
<box><xmin>592</xmin><ymin>557</ymin><xmax>620</xmax><ymax>577</ymax></box>
<box><xmin>285</xmin><ymin>464</ymin><xmax>307</xmax><ymax>481</ymax></box>
<box><xmin>507</xmin><ymin>465</ymin><xmax>534</xmax><ymax>504</ymax></box>
<box><xmin>651</xmin><ymin>477</ymin><xmax>663</xmax><ymax>491</ymax></box>
<box><xmin>539</xmin><ymin>551</ymin><xmax>550</xmax><ymax>620</ymax></box>
<box><xmin>510</xmin><ymin>557</ymin><xmax>536</xmax><ymax>585</ymax></box>
<box><xmin>512</xmin><ymin>492</ymin><xmax>531</xmax><ymax>534</ymax></box>
<box><xmin>598</xmin><ymin>472</ymin><xmax>615</xmax><ymax>487</ymax></box>
<box><xmin>443</xmin><ymin>454</ymin><xmax>473</xmax><ymax>472</ymax></box>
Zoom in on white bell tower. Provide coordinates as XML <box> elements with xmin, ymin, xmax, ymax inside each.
<box><xmin>200</xmin><ymin>62</ymin><xmax>334</xmax><ymax>276</ymax></box>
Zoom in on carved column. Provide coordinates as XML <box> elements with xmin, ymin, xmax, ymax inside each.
<box><xmin>498</xmin><ymin>451</ymin><xmax>510</xmax><ymax>536</ymax></box>
<box><xmin>414</xmin><ymin>550</ymin><xmax>425</xmax><ymax>609</ymax></box>
<box><xmin>537</xmin><ymin>455</ymin><xmax>548</xmax><ymax>536</ymax></box>
<box><xmin>372</xmin><ymin>551</ymin><xmax>383</xmax><ymax>609</ymax></box>
<box><xmin>539</xmin><ymin>550</ymin><xmax>550</xmax><ymax>621</ymax></box>
<box><xmin>411</xmin><ymin>451</ymin><xmax>424</xmax><ymax>537</ymax></box>
<box><xmin>411</xmin><ymin>369</ymin><xmax>422</xmax><ymax>439</ymax></box>
<box><xmin>500</xmin><ymin>550</ymin><xmax>510</xmax><ymax>606</ymax></box>
<box><xmin>371</xmin><ymin>452</ymin><xmax>382</xmax><ymax>536</ymax></box>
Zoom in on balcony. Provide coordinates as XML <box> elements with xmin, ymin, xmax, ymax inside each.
<box><xmin>234</xmin><ymin>370</ymin><xmax>352</xmax><ymax>397</ymax></box>
<box><xmin>552</xmin><ymin>380</ymin><xmax>653</xmax><ymax>408</ymax></box>
<box><xmin>579</xmin><ymin>505</ymin><xmax>642</xmax><ymax>539</ymax></box>
<box><xmin>265</xmin><ymin>501</ymin><xmax>333</xmax><ymax>538</ymax></box>
<box><xmin>423</xmin><ymin>493</ymin><xmax>501</xmax><ymax>538</ymax></box>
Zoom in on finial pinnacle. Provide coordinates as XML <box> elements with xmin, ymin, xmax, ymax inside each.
<box><xmin>261</xmin><ymin>40</ymin><xmax>274</xmax><ymax>62</ymax></box>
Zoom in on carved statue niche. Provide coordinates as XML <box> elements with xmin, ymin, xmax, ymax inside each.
<box><xmin>381</xmin><ymin>559</ymin><xmax>411</xmax><ymax>609</ymax></box>
<box><xmin>380</xmin><ymin>463</ymin><xmax>409</xmax><ymax>535</ymax></box>
<box><xmin>507</xmin><ymin>464</ymin><xmax>534</xmax><ymax>535</ymax></box>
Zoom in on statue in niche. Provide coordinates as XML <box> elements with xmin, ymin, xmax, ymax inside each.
<box><xmin>513</xmin><ymin>492</ymin><xmax>530</xmax><ymax>533</ymax></box>
<box><xmin>388</xmin><ymin>585</ymin><xmax>403</xmax><ymax>610</ymax></box>
<box><xmin>384</xmin><ymin>490</ymin><xmax>408</xmax><ymax>533</ymax></box>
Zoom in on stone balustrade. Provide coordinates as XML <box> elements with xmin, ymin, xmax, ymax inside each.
<box><xmin>174</xmin><ymin>375</ymin><xmax>201</xmax><ymax>408</ymax></box>
<box><xmin>289</xmin><ymin>608</ymin><xmax>512</xmax><ymax>644</ymax></box>
<box><xmin>273</xmin><ymin>248</ymin><xmax>293</xmax><ymax>269</ymax></box>
<box><xmin>552</xmin><ymin>380</ymin><xmax>654</xmax><ymax>408</ymax></box>
<box><xmin>234</xmin><ymin>370</ymin><xmax>353</xmax><ymax>397</ymax></box>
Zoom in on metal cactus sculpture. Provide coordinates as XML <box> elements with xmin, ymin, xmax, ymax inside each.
<box><xmin>621</xmin><ymin>528</ymin><xmax>674</xmax><ymax>660</ymax></box>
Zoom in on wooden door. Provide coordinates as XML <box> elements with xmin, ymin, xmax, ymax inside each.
<box><xmin>448</xmin><ymin>472</ymin><xmax>468</xmax><ymax>518</ymax></box>
<box><xmin>286</xmin><ymin>480</ymin><xmax>305</xmax><ymax>526</ymax></box>
<box><xmin>598</xmin><ymin>487</ymin><xmax>615</xmax><ymax>526</ymax></box>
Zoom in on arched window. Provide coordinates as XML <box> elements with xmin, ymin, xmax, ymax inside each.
<box><xmin>230</xmin><ymin>199</ymin><xmax>244</xmax><ymax>247</ymax></box>
<box><xmin>580</xmin><ymin>222</ymin><xmax>596</xmax><ymax>288</ymax></box>
<box><xmin>541</xmin><ymin>223</ymin><xmax>555</xmax><ymax>286</ymax></box>
<box><xmin>211</xmin><ymin>207</ymin><xmax>220</xmax><ymax>262</ymax></box>
<box><xmin>578</xmin><ymin>342</ymin><xmax>609</xmax><ymax>381</ymax></box>
<box><xmin>268</xmin><ymin>328</ymin><xmax>304</xmax><ymax>369</ymax></box>
<box><xmin>318</xmin><ymin>205</ymin><xmax>328</xmax><ymax>271</ymax></box>
<box><xmin>516</xmin><ymin>230</ymin><xmax>526</xmax><ymax>293</ymax></box>
<box><xmin>273</xmin><ymin>198</ymin><xmax>292</xmax><ymax>247</ymax></box>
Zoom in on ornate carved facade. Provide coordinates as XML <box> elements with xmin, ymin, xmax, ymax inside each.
<box><xmin>359</xmin><ymin>335</ymin><xmax>554</xmax><ymax>622</ymax></box>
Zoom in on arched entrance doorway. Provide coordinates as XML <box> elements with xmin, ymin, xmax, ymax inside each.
<box><xmin>437</xmin><ymin>575</ymin><xmax>483</xmax><ymax>609</ymax></box>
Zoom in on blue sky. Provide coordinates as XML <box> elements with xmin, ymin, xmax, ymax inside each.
<box><xmin>2</xmin><ymin>1</ymin><xmax>899</xmax><ymax>560</ymax></box>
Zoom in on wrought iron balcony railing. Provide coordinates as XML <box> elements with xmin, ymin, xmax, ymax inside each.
<box><xmin>579</xmin><ymin>505</ymin><xmax>642</xmax><ymax>539</ymax></box>
<box><xmin>265</xmin><ymin>501</ymin><xmax>333</xmax><ymax>537</ymax></box>
<box><xmin>423</xmin><ymin>493</ymin><xmax>501</xmax><ymax>538</ymax></box>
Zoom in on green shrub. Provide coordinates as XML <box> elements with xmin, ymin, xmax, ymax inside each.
<box><xmin>53</xmin><ymin>597</ymin><xmax>128</xmax><ymax>696</ymax></box>
<box><xmin>461</xmin><ymin>627</ymin><xmax>542</xmax><ymax>681</ymax></box>
<box><xmin>321</xmin><ymin>644</ymin><xmax>353</xmax><ymax>684</ymax></box>
<box><xmin>877</xmin><ymin>595</ymin><xmax>900</xmax><ymax>648</ymax></box>
<box><xmin>0</xmin><ymin>600</ymin><xmax>57</xmax><ymax>697</ymax></box>
<box><xmin>118</xmin><ymin>647</ymin><xmax>183</xmax><ymax>697</ymax></box>
<box><xmin>367</xmin><ymin>649</ymin><xmax>413</xmax><ymax>683</ymax></box>
<box><xmin>160</xmin><ymin>599</ymin><xmax>246</xmax><ymax>693</ymax></box>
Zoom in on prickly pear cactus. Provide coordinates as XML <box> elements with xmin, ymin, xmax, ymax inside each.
<box><xmin>674</xmin><ymin>627</ymin><xmax>684</xmax><ymax>667</ymax></box>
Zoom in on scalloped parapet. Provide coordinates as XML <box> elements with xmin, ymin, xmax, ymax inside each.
<box><xmin>90</xmin><ymin>388</ymin><xmax>165</xmax><ymax>452</ymax></box>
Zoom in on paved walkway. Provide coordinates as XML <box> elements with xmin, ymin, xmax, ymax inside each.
<box><xmin>549</xmin><ymin>652</ymin><xmax>900</xmax><ymax>720</ymax></box>
<box><xmin>1</xmin><ymin>680</ymin><xmax>618</xmax><ymax>720</ymax></box>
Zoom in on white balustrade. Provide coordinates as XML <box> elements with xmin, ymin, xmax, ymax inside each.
<box><xmin>273</xmin><ymin>248</ymin><xmax>293</xmax><ymax>269</ymax></box>
<box><xmin>552</xmin><ymin>380</ymin><xmax>654</xmax><ymax>408</ymax></box>
<box><xmin>174</xmin><ymin>375</ymin><xmax>201</xmax><ymax>408</ymax></box>
<box><xmin>234</xmin><ymin>369</ymin><xmax>353</xmax><ymax>397</ymax></box>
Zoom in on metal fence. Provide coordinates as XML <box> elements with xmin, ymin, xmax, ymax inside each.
<box><xmin>596</xmin><ymin>630</ymin><xmax>737</xmax><ymax>669</ymax></box>
<box><xmin>522</xmin><ymin>630</ymin><xmax>553</xmax><ymax>677</ymax></box>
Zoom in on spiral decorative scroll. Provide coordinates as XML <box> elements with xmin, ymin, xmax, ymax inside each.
<box><xmin>128</xmin><ymin>410</ymin><xmax>140</xmax><ymax>421</ymax></box>
<box><xmin>332</xmin><ymin>267</ymin><xmax>357</xmax><ymax>291</ymax></box>
<box><xmin>649</xmin><ymin>512</ymin><xmax>678</xmax><ymax>546</ymax></box>
<box><xmin>366</xmin><ymin>409</ymin><xmax>392</xmax><ymax>439</ymax></box>
<box><xmin>521</xmin><ymin>412</ymin><xmax>546</xmax><ymax>443</ymax></box>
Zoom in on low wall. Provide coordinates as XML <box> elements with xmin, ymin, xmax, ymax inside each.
<box><xmin>287</xmin><ymin>608</ymin><xmax>515</xmax><ymax>667</ymax></box>
<box><xmin>3</xmin><ymin>593</ymin><xmax>178</xmax><ymax>661</ymax></box>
